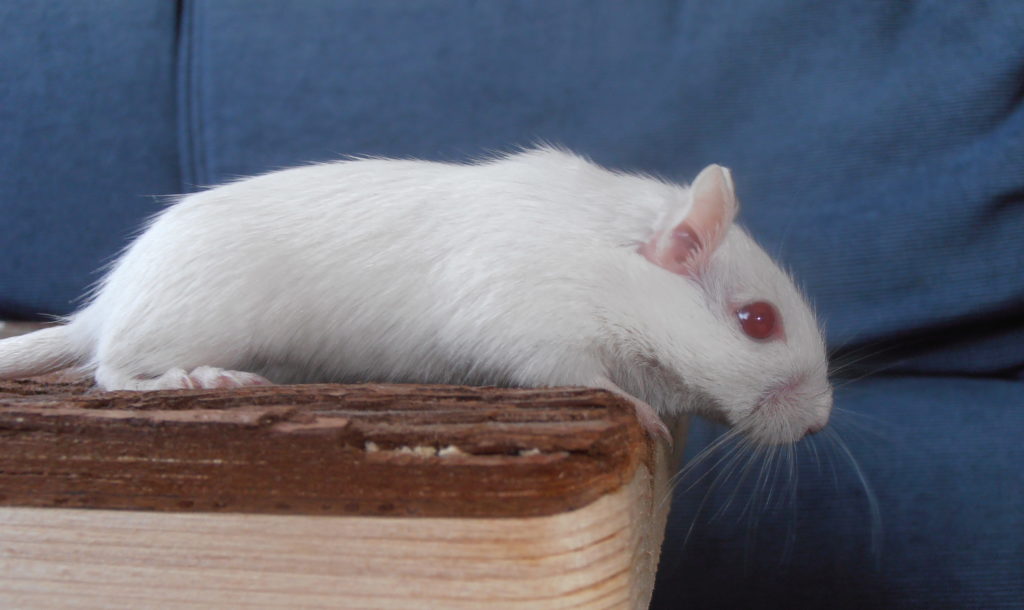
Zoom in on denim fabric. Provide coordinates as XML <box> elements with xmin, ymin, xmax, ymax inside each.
<box><xmin>0</xmin><ymin>0</ymin><xmax>179</xmax><ymax>318</ymax></box>
<box><xmin>654</xmin><ymin>375</ymin><xmax>1024</xmax><ymax>609</ymax></box>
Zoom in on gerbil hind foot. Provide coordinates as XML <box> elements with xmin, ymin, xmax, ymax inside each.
<box><xmin>95</xmin><ymin>365</ymin><xmax>273</xmax><ymax>391</ymax></box>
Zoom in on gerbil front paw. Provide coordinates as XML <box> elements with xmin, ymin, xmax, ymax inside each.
<box><xmin>186</xmin><ymin>366</ymin><xmax>273</xmax><ymax>389</ymax></box>
<box><xmin>591</xmin><ymin>376</ymin><xmax>673</xmax><ymax>446</ymax></box>
<box><xmin>96</xmin><ymin>366</ymin><xmax>273</xmax><ymax>390</ymax></box>
<box><xmin>631</xmin><ymin>401</ymin><xmax>673</xmax><ymax>445</ymax></box>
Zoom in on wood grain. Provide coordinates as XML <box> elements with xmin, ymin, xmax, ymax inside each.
<box><xmin>0</xmin><ymin>375</ymin><xmax>683</xmax><ymax>608</ymax></box>
<box><xmin>0</xmin><ymin>377</ymin><xmax>655</xmax><ymax>518</ymax></box>
<box><xmin>0</xmin><ymin>460</ymin><xmax>670</xmax><ymax>609</ymax></box>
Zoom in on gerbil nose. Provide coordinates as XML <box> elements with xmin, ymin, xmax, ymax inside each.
<box><xmin>805</xmin><ymin>382</ymin><xmax>832</xmax><ymax>437</ymax></box>
<box><xmin>805</xmin><ymin>408</ymin><xmax>830</xmax><ymax>437</ymax></box>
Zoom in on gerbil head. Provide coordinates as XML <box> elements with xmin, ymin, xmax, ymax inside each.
<box><xmin>638</xmin><ymin>164</ymin><xmax>831</xmax><ymax>445</ymax></box>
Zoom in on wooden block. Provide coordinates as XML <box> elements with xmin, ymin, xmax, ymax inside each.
<box><xmin>0</xmin><ymin>376</ymin><xmax>684</xmax><ymax>609</ymax></box>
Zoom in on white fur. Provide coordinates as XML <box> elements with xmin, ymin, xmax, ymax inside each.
<box><xmin>0</xmin><ymin>147</ymin><xmax>830</xmax><ymax>444</ymax></box>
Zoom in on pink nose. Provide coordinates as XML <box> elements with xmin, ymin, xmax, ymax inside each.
<box><xmin>805</xmin><ymin>422</ymin><xmax>826</xmax><ymax>436</ymax></box>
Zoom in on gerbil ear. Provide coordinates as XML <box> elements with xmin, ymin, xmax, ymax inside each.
<box><xmin>639</xmin><ymin>164</ymin><xmax>738</xmax><ymax>276</ymax></box>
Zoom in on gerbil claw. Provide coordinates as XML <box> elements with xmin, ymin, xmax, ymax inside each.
<box><xmin>633</xmin><ymin>401</ymin><xmax>674</xmax><ymax>447</ymax></box>
<box><xmin>591</xmin><ymin>376</ymin><xmax>673</xmax><ymax>447</ymax></box>
<box><xmin>187</xmin><ymin>366</ymin><xmax>273</xmax><ymax>389</ymax></box>
<box><xmin>95</xmin><ymin>365</ymin><xmax>273</xmax><ymax>391</ymax></box>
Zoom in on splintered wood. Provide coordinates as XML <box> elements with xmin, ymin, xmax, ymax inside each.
<box><xmin>0</xmin><ymin>376</ymin><xmax>678</xmax><ymax>609</ymax></box>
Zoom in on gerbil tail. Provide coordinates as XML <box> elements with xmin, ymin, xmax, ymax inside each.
<box><xmin>0</xmin><ymin>325</ymin><xmax>84</xmax><ymax>379</ymax></box>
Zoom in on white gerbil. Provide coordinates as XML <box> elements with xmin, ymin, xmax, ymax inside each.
<box><xmin>0</xmin><ymin>148</ymin><xmax>831</xmax><ymax>444</ymax></box>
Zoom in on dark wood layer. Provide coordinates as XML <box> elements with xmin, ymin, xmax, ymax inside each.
<box><xmin>0</xmin><ymin>376</ymin><xmax>649</xmax><ymax>518</ymax></box>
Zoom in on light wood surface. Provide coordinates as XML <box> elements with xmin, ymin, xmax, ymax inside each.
<box><xmin>0</xmin><ymin>456</ymin><xmax>671</xmax><ymax>609</ymax></box>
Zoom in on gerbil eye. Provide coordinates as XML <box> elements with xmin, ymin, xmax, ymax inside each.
<box><xmin>736</xmin><ymin>301</ymin><xmax>779</xmax><ymax>340</ymax></box>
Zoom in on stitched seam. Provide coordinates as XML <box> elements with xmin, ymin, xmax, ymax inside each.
<box><xmin>193</xmin><ymin>2</ymin><xmax>208</xmax><ymax>186</ymax></box>
<box><xmin>175</xmin><ymin>0</ymin><xmax>207</xmax><ymax>191</ymax></box>
<box><xmin>174</xmin><ymin>0</ymin><xmax>194</xmax><ymax>190</ymax></box>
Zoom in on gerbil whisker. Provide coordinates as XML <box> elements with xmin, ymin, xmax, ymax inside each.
<box><xmin>682</xmin><ymin>441</ymin><xmax>746</xmax><ymax>546</ymax></box>
<box><xmin>829</xmin><ymin>407</ymin><xmax>895</xmax><ymax>443</ymax></box>
<box><xmin>711</xmin><ymin>439</ymin><xmax>763</xmax><ymax>521</ymax></box>
<box><xmin>778</xmin><ymin>443</ymin><xmax>800</xmax><ymax>565</ymax></box>
<box><xmin>683</xmin><ymin>484</ymin><xmax>717</xmax><ymax>547</ymax></box>
<box><xmin>669</xmin><ymin>426</ymin><xmax>744</xmax><ymax>492</ymax></box>
<box><xmin>808</xmin><ymin>432</ymin><xmax>822</xmax><ymax>474</ymax></box>
<box><xmin>829</xmin><ymin>346</ymin><xmax>910</xmax><ymax>380</ymax></box>
<box><xmin>703</xmin><ymin>441</ymin><xmax>758</xmax><ymax>523</ymax></box>
<box><xmin>788</xmin><ymin>443</ymin><xmax>799</xmax><ymax>506</ymax></box>
<box><xmin>739</xmin><ymin>444</ymin><xmax>771</xmax><ymax>567</ymax></box>
<box><xmin>760</xmin><ymin>441</ymin><xmax>782</xmax><ymax>511</ymax></box>
<box><xmin>663</xmin><ymin>438</ymin><xmax>745</xmax><ymax>519</ymax></box>
<box><xmin>825</xmin><ymin>432</ymin><xmax>841</xmax><ymax>491</ymax></box>
<box><xmin>739</xmin><ymin>443</ymin><xmax>773</xmax><ymax>521</ymax></box>
<box><xmin>829</xmin><ymin>360</ymin><xmax>906</xmax><ymax>390</ymax></box>
<box><xmin>681</xmin><ymin>434</ymin><xmax>762</xmax><ymax>544</ymax></box>
<box><xmin>828</xmin><ymin>339</ymin><xmax>907</xmax><ymax>372</ymax></box>
<box><xmin>830</xmin><ymin>405</ymin><xmax>888</xmax><ymax>425</ymax></box>
<box><xmin>658</xmin><ymin>432</ymin><xmax>739</xmax><ymax>514</ymax></box>
<box><xmin>825</xmin><ymin>427</ymin><xmax>883</xmax><ymax>563</ymax></box>
<box><xmin>827</xmin><ymin>344</ymin><xmax>882</xmax><ymax>369</ymax></box>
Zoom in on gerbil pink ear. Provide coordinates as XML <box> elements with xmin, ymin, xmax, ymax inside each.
<box><xmin>639</xmin><ymin>164</ymin><xmax>738</xmax><ymax>276</ymax></box>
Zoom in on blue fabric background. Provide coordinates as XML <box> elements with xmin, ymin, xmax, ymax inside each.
<box><xmin>0</xmin><ymin>1</ymin><xmax>179</xmax><ymax>317</ymax></box>
<box><xmin>1</xmin><ymin>2</ymin><xmax>1021</xmax><ymax>607</ymax></box>
<box><xmin>656</xmin><ymin>376</ymin><xmax>1024</xmax><ymax>609</ymax></box>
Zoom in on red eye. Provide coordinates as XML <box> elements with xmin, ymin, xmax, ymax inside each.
<box><xmin>736</xmin><ymin>301</ymin><xmax>779</xmax><ymax>340</ymax></box>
